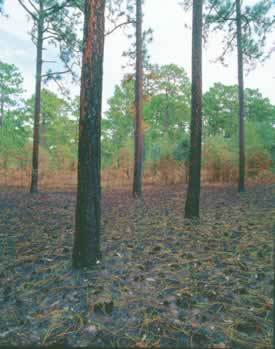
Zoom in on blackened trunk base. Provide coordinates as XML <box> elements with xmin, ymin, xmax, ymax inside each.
<box><xmin>30</xmin><ymin>172</ymin><xmax>39</xmax><ymax>194</ymax></box>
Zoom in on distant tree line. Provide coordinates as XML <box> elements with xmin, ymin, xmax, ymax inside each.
<box><xmin>1</xmin><ymin>60</ymin><xmax>274</xmax><ymax>180</ymax></box>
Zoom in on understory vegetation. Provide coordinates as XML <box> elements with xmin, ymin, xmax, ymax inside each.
<box><xmin>0</xmin><ymin>62</ymin><xmax>274</xmax><ymax>188</ymax></box>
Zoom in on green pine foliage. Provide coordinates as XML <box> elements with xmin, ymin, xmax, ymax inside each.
<box><xmin>1</xmin><ymin>60</ymin><xmax>274</xmax><ymax>180</ymax></box>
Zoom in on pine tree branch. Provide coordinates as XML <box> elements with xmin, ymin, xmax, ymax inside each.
<box><xmin>17</xmin><ymin>0</ymin><xmax>37</xmax><ymax>20</ymax></box>
<box><xmin>43</xmin><ymin>22</ymin><xmax>50</xmax><ymax>33</ymax></box>
<box><xmin>41</xmin><ymin>69</ymin><xmax>71</xmax><ymax>78</ymax></box>
<box><xmin>217</xmin><ymin>33</ymin><xmax>236</xmax><ymax>62</ymax></box>
<box><xmin>212</xmin><ymin>2</ymin><xmax>236</xmax><ymax>22</ymax></box>
<box><xmin>44</xmin><ymin>0</ymin><xmax>75</xmax><ymax>17</ymax></box>
<box><xmin>51</xmin><ymin>75</ymin><xmax>70</xmax><ymax>96</ymax></box>
<box><xmin>42</xmin><ymin>60</ymin><xmax>57</xmax><ymax>64</ymax></box>
<box><xmin>26</xmin><ymin>0</ymin><xmax>38</xmax><ymax>14</ymax></box>
<box><xmin>43</xmin><ymin>34</ymin><xmax>59</xmax><ymax>41</ymax></box>
<box><xmin>105</xmin><ymin>20</ymin><xmax>136</xmax><ymax>37</ymax></box>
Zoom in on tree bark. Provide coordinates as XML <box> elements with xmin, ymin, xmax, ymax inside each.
<box><xmin>0</xmin><ymin>89</ymin><xmax>4</xmax><ymax>127</ymax></box>
<box><xmin>30</xmin><ymin>11</ymin><xmax>44</xmax><ymax>194</ymax></box>
<box><xmin>72</xmin><ymin>0</ymin><xmax>105</xmax><ymax>269</ymax></box>
<box><xmin>132</xmin><ymin>0</ymin><xmax>143</xmax><ymax>198</ymax></box>
<box><xmin>40</xmin><ymin>112</ymin><xmax>47</xmax><ymax>148</ymax></box>
<box><xmin>185</xmin><ymin>0</ymin><xmax>203</xmax><ymax>219</ymax></box>
<box><xmin>236</xmin><ymin>0</ymin><xmax>245</xmax><ymax>192</ymax></box>
<box><xmin>165</xmin><ymin>89</ymin><xmax>169</xmax><ymax>133</ymax></box>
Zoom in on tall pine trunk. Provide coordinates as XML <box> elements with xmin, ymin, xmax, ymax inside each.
<box><xmin>0</xmin><ymin>90</ymin><xmax>4</xmax><ymax>127</ymax></box>
<box><xmin>185</xmin><ymin>0</ymin><xmax>203</xmax><ymax>219</ymax></box>
<box><xmin>133</xmin><ymin>0</ymin><xmax>143</xmax><ymax>197</ymax></box>
<box><xmin>236</xmin><ymin>0</ymin><xmax>245</xmax><ymax>192</ymax></box>
<box><xmin>30</xmin><ymin>13</ymin><xmax>44</xmax><ymax>194</ymax></box>
<box><xmin>72</xmin><ymin>0</ymin><xmax>105</xmax><ymax>269</ymax></box>
<box><xmin>165</xmin><ymin>89</ymin><xmax>169</xmax><ymax>134</ymax></box>
<box><xmin>40</xmin><ymin>114</ymin><xmax>46</xmax><ymax>148</ymax></box>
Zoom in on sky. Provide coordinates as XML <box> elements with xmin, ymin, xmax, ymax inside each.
<box><xmin>0</xmin><ymin>0</ymin><xmax>274</xmax><ymax>113</ymax></box>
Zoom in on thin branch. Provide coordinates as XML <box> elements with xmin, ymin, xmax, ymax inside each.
<box><xmin>241</xmin><ymin>13</ymin><xmax>252</xmax><ymax>36</ymax></box>
<box><xmin>43</xmin><ymin>34</ymin><xmax>59</xmax><ymax>41</ymax></box>
<box><xmin>105</xmin><ymin>20</ymin><xmax>136</xmax><ymax>37</ymax></box>
<box><xmin>52</xmin><ymin>75</ymin><xmax>65</xmax><ymax>90</ymax></box>
<box><xmin>212</xmin><ymin>16</ymin><xmax>236</xmax><ymax>23</ymax></box>
<box><xmin>30</xmin><ymin>29</ymin><xmax>37</xmax><ymax>45</ymax></box>
<box><xmin>41</xmin><ymin>70</ymin><xmax>71</xmax><ymax>78</ymax></box>
<box><xmin>51</xmin><ymin>75</ymin><xmax>70</xmax><ymax>96</ymax></box>
<box><xmin>212</xmin><ymin>33</ymin><xmax>236</xmax><ymax>64</ymax></box>
<box><xmin>43</xmin><ymin>22</ymin><xmax>50</xmax><ymax>33</ymax></box>
<box><xmin>205</xmin><ymin>1</ymin><xmax>218</xmax><ymax>20</ymax></box>
<box><xmin>26</xmin><ymin>0</ymin><xmax>38</xmax><ymax>14</ymax></box>
<box><xmin>17</xmin><ymin>0</ymin><xmax>38</xmax><ymax>20</ymax></box>
<box><xmin>44</xmin><ymin>29</ymin><xmax>59</xmax><ymax>36</ymax></box>
<box><xmin>42</xmin><ymin>60</ymin><xmax>57</xmax><ymax>64</ymax></box>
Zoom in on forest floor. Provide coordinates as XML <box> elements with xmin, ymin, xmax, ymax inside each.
<box><xmin>0</xmin><ymin>184</ymin><xmax>274</xmax><ymax>348</ymax></box>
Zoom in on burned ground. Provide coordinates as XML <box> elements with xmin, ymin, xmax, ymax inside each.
<box><xmin>0</xmin><ymin>184</ymin><xmax>273</xmax><ymax>348</ymax></box>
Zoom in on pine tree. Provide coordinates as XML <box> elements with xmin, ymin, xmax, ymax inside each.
<box><xmin>0</xmin><ymin>61</ymin><xmax>24</xmax><ymax>127</ymax></box>
<box><xmin>72</xmin><ymin>0</ymin><xmax>106</xmax><ymax>269</ymax></box>
<box><xmin>17</xmin><ymin>0</ymin><xmax>81</xmax><ymax>193</ymax></box>
<box><xmin>133</xmin><ymin>0</ymin><xmax>144</xmax><ymax>197</ymax></box>
<box><xmin>204</xmin><ymin>0</ymin><xmax>274</xmax><ymax>192</ymax></box>
<box><xmin>236</xmin><ymin>0</ymin><xmax>245</xmax><ymax>192</ymax></box>
<box><xmin>185</xmin><ymin>0</ymin><xmax>203</xmax><ymax>218</ymax></box>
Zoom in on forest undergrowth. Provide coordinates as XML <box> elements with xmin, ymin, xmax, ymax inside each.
<box><xmin>0</xmin><ymin>184</ymin><xmax>274</xmax><ymax>348</ymax></box>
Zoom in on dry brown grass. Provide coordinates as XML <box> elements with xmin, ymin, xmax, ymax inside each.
<box><xmin>1</xmin><ymin>159</ymin><xmax>274</xmax><ymax>191</ymax></box>
<box><xmin>0</xmin><ymin>169</ymin><xmax>77</xmax><ymax>191</ymax></box>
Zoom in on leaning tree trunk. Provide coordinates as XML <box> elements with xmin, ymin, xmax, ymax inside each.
<box><xmin>236</xmin><ymin>0</ymin><xmax>245</xmax><ymax>192</ymax></box>
<box><xmin>72</xmin><ymin>0</ymin><xmax>106</xmax><ymax>269</ymax></box>
<box><xmin>132</xmin><ymin>0</ymin><xmax>143</xmax><ymax>198</ymax></box>
<box><xmin>185</xmin><ymin>0</ymin><xmax>203</xmax><ymax>219</ymax></box>
<box><xmin>30</xmin><ymin>15</ymin><xmax>44</xmax><ymax>193</ymax></box>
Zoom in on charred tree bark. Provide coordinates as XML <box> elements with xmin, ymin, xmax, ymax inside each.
<box><xmin>185</xmin><ymin>0</ymin><xmax>203</xmax><ymax>219</ymax></box>
<box><xmin>132</xmin><ymin>0</ymin><xmax>143</xmax><ymax>198</ymax></box>
<box><xmin>72</xmin><ymin>0</ymin><xmax>105</xmax><ymax>269</ymax></box>
<box><xmin>236</xmin><ymin>0</ymin><xmax>245</xmax><ymax>192</ymax></box>
<box><xmin>30</xmin><ymin>10</ymin><xmax>44</xmax><ymax>194</ymax></box>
